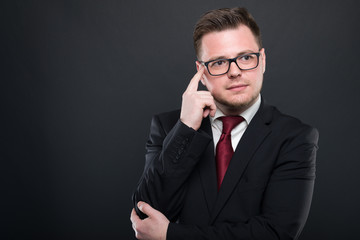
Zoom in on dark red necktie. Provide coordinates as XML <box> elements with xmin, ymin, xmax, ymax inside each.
<box><xmin>216</xmin><ymin>116</ymin><xmax>244</xmax><ymax>190</ymax></box>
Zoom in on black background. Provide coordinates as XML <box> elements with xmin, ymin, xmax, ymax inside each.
<box><xmin>1</xmin><ymin>0</ymin><xmax>360</xmax><ymax>239</ymax></box>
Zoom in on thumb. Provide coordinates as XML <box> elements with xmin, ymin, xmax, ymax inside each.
<box><xmin>137</xmin><ymin>201</ymin><xmax>156</xmax><ymax>217</ymax></box>
<box><xmin>203</xmin><ymin>108</ymin><xmax>210</xmax><ymax>118</ymax></box>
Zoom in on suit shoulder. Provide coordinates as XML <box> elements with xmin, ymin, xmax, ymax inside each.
<box><xmin>268</xmin><ymin>105</ymin><xmax>319</xmax><ymax>141</ymax></box>
<box><xmin>151</xmin><ymin>109</ymin><xmax>181</xmax><ymax>132</ymax></box>
<box><xmin>154</xmin><ymin>109</ymin><xmax>181</xmax><ymax>119</ymax></box>
<box><xmin>154</xmin><ymin>109</ymin><xmax>180</xmax><ymax>123</ymax></box>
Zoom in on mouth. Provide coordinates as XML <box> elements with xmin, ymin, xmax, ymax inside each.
<box><xmin>227</xmin><ymin>84</ymin><xmax>248</xmax><ymax>91</ymax></box>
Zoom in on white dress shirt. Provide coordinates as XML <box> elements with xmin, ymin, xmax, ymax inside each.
<box><xmin>209</xmin><ymin>95</ymin><xmax>261</xmax><ymax>152</ymax></box>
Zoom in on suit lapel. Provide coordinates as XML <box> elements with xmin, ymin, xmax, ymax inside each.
<box><xmin>209</xmin><ymin>101</ymin><xmax>273</xmax><ymax>224</ymax></box>
<box><xmin>197</xmin><ymin>117</ymin><xmax>218</xmax><ymax>217</ymax></box>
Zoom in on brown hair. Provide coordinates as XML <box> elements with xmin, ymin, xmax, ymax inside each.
<box><xmin>193</xmin><ymin>7</ymin><xmax>262</xmax><ymax>58</ymax></box>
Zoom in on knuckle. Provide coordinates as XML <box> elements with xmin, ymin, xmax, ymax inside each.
<box><xmin>141</xmin><ymin>205</ymin><xmax>148</xmax><ymax>212</ymax></box>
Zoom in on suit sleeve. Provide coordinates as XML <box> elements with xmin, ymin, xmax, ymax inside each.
<box><xmin>132</xmin><ymin>115</ymin><xmax>212</xmax><ymax>221</ymax></box>
<box><xmin>167</xmin><ymin>126</ymin><xmax>319</xmax><ymax>240</ymax></box>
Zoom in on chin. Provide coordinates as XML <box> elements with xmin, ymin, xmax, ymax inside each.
<box><xmin>216</xmin><ymin>94</ymin><xmax>257</xmax><ymax>112</ymax></box>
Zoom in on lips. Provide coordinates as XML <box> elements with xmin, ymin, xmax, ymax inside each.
<box><xmin>227</xmin><ymin>84</ymin><xmax>248</xmax><ymax>91</ymax></box>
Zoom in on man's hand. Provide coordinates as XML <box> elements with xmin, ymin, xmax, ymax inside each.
<box><xmin>130</xmin><ymin>202</ymin><xmax>170</xmax><ymax>240</ymax></box>
<box><xmin>180</xmin><ymin>66</ymin><xmax>216</xmax><ymax>130</ymax></box>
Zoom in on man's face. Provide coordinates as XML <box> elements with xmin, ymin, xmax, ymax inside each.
<box><xmin>196</xmin><ymin>24</ymin><xmax>266</xmax><ymax>115</ymax></box>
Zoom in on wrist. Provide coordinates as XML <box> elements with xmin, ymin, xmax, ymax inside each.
<box><xmin>180</xmin><ymin>118</ymin><xmax>199</xmax><ymax>130</ymax></box>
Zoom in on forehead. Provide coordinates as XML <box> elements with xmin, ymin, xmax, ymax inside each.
<box><xmin>199</xmin><ymin>25</ymin><xmax>259</xmax><ymax>60</ymax></box>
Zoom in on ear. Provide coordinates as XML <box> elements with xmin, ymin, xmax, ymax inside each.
<box><xmin>195</xmin><ymin>61</ymin><xmax>206</xmax><ymax>86</ymax></box>
<box><xmin>260</xmin><ymin>48</ymin><xmax>266</xmax><ymax>74</ymax></box>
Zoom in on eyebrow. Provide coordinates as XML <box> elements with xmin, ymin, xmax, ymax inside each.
<box><xmin>206</xmin><ymin>50</ymin><xmax>258</xmax><ymax>62</ymax></box>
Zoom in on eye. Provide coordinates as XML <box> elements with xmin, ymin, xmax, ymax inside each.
<box><xmin>240</xmin><ymin>54</ymin><xmax>254</xmax><ymax>61</ymax></box>
<box><xmin>210</xmin><ymin>59</ymin><xmax>227</xmax><ymax>67</ymax></box>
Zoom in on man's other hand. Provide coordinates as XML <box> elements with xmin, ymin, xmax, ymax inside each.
<box><xmin>130</xmin><ymin>202</ymin><xmax>170</xmax><ymax>240</ymax></box>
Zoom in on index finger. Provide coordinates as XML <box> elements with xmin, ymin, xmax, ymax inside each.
<box><xmin>185</xmin><ymin>65</ymin><xmax>205</xmax><ymax>92</ymax></box>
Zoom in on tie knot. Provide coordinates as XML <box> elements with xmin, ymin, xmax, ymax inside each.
<box><xmin>220</xmin><ymin>116</ymin><xmax>244</xmax><ymax>134</ymax></box>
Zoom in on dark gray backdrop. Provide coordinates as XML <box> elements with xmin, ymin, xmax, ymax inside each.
<box><xmin>2</xmin><ymin>0</ymin><xmax>359</xmax><ymax>239</ymax></box>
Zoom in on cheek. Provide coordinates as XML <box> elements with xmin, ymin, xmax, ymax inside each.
<box><xmin>254</xmin><ymin>73</ymin><xmax>264</xmax><ymax>89</ymax></box>
<box><xmin>203</xmin><ymin>73</ymin><xmax>225</xmax><ymax>89</ymax></box>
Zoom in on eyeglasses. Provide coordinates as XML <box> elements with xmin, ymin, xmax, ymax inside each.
<box><xmin>200</xmin><ymin>52</ymin><xmax>260</xmax><ymax>76</ymax></box>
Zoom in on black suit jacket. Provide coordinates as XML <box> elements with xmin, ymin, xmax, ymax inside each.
<box><xmin>133</xmin><ymin>100</ymin><xmax>319</xmax><ymax>240</ymax></box>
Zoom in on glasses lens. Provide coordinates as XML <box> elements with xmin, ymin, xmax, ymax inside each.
<box><xmin>208</xmin><ymin>59</ymin><xmax>229</xmax><ymax>75</ymax></box>
<box><xmin>236</xmin><ymin>53</ymin><xmax>258</xmax><ymax>70</ymax></box>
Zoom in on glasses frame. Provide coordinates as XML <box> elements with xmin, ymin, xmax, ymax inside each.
<box><xmin>200</xmin><ymin>52</ymin><xmax>261</xmax><ymax>76</ymax></box>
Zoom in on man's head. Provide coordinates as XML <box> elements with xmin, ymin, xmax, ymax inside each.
<box><xmin>193</xmin><ymin>7</ymin><xmax>262</xmax><ymax>58</ymax></box>
<box><xmin>193</xmin><ymin>7</ymin><xmax>266</xmax><ymax>115</ymax></box>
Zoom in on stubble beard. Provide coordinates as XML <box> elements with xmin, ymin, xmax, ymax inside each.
<box><xmin>214</xmin><ymin>87</ymin><xmax>262</xmax><ymax>115</ymax></box>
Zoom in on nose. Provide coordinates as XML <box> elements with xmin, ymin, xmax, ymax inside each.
<box><xmin>227</xmin><ymin>61</ymin><xmax>242</xmax><ymax>78</ymax></box>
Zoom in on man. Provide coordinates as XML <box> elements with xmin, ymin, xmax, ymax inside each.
<box><xmin>130</xmin><ymin>7</ymin><xmax>318</xmax><ymax>240</ymax></box>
